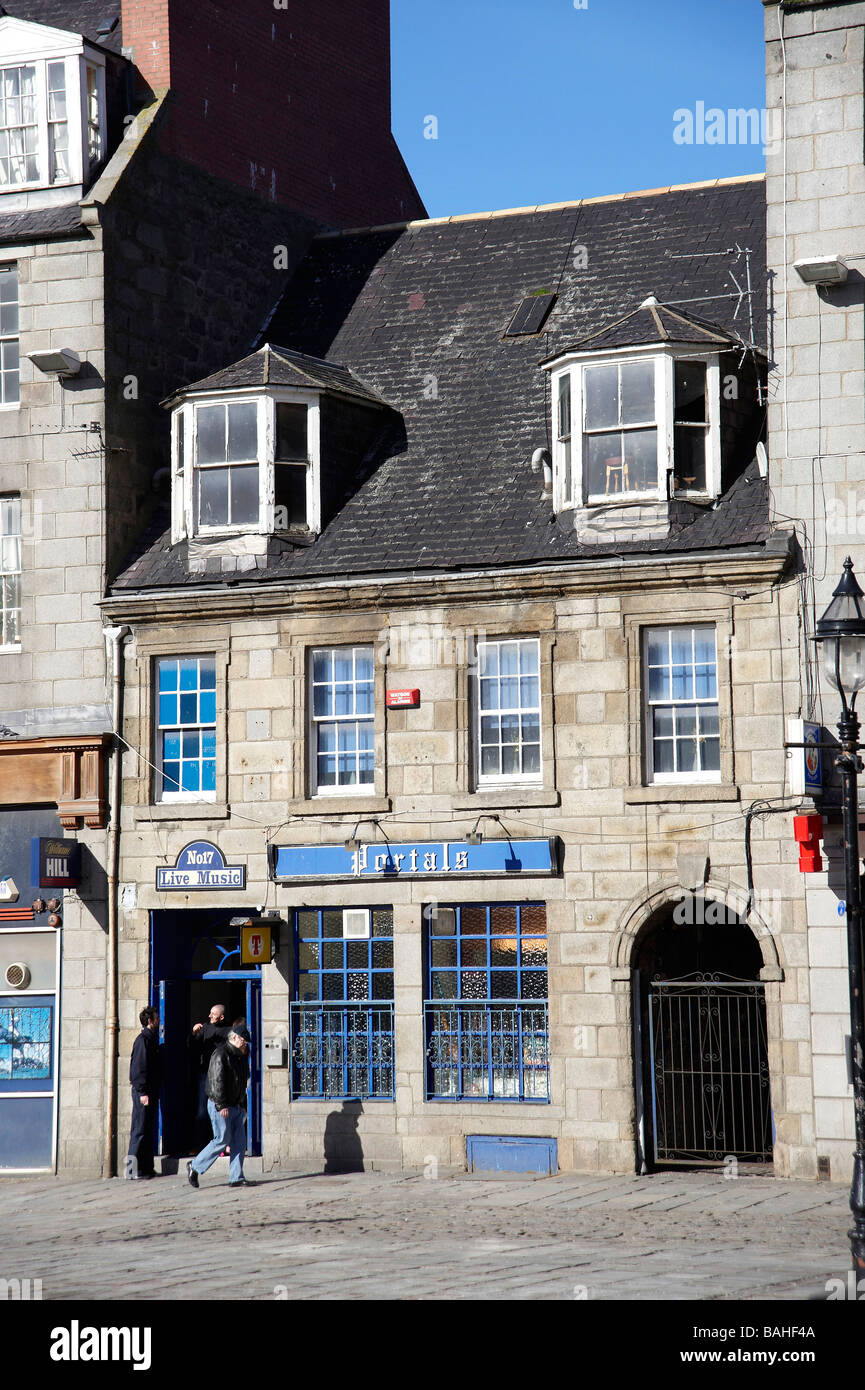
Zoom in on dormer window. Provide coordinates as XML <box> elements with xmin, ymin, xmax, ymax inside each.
<box><xmin>171</xmin><ymin>389</ymin><xmax>319</xmax><ymax>542</ymax></box>
<box><xmin>543</xmin><ymin>299</ymin><xmax>738</xmax><ymax>516</ymax></box>
<box><xmin>167</xmin><ymin>344</ymin><xmax>387</xmax><ymax>549</ymax></box>
<box><xmin>196</xmin><ymin>400</ymin><xmax>260</xmax><ymax>529</ymax></box>
<box><xmin>549</xmin><ymin>349</ymin><xmax>721</xmax><ymax>510</ymax></box>
<box><xmin>0</xmin><ymin>19</ymin><xmax>106</xmax><ymax>198</ymax></box>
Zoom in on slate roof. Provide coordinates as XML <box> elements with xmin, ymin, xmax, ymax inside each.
<box><xmin>164</xmin><ymin>344</ymin><xmax>386</xmax><ymax>409</ymax></box>
<box><xmin>112</xmin><ymin>175</ymin><xmax>776</xmax><ymax>593</ymax></box>
<box><xmin>0</xmin><ymin>201</ymin><xmax>84</xmax><ymax>245</ymax></box>
<box><xmin>1</xmin><ymin>0</ymin><xmax>122</xmax><ymax>52</ymax></box>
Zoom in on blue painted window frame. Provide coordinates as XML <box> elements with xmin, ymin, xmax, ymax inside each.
<box><xmin>291</xmin><ymin>907</ymin><xmax>395</xmax><ymax>1100</ymax></box>
<box><xmin>156</xmin><ymin>655</ymin><xmax>217</xmax><ymax>798</ymax></box>
<box><xmin>425</xmin><ymin>903</ymin><xmax>550</xmax><ymax>1103</ymax></box>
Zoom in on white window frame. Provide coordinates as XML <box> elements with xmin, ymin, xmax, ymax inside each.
<box><xmin>172</xmin><ymin>389</ymin><xmax>321</xmax><ymax>542</ymax></box>
<box><xmin>642</xmin><ymin>624</ymin><xmax>721</xmax><ymax>786</ymax></box>
<box><xmin>308</xmin><ymin>645</ymin><xmax>375</xmax><ymax>798</ymax></box>
<box><xmin>0</xmin><ymin>24</ymin><xmax>106</xmax><ymax>194</ymax></box>
<box><xmin>0</xmin><ymin>263</ymin><xmax>19</xmax><ymax>410</ymax></box>
<box><xmin>0</xmin><ymin>494</ymin><xmax>21</xmax><ymax>651</ymax></box>
<box><xmin>473</xmin><ymin>636</ymin><xmax>543</xmax><ymax>788</ymax></box>
<box><xmin>548</xmin><ymin>346</ymin><xmax>721</xmax><ymax>512</ymax></box>
<box><xmin>154</xmin><ymin>654</ymin><xmax>218</xmax><ymax>804</ymax></box>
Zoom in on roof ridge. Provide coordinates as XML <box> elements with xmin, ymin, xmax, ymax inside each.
<box><xmin>316</xmin><ymin>173</ymin><xmax>766</xmax><ymax>241</ymax></box>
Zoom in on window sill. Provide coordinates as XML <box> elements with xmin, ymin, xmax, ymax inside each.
<box><xmin>0</xmin><ymin>644</ymin><xmax>22</xmax><ymax>654</ymax></box>
<box><xmin>288</xmin><ymin>795</ymin><xmax>392</xmax><ymax>817</ymax></box>
<box><xmin>453</xmin><ymin>788</ymin><xmax>560</xmax><ymax>811</ymax></box>
<box><xmin>134</xmin><ymin>802</ymin><xmax>230</xmax><ymax>822</ymax></box>
<box><xmin>624</xmin><ymin>784</ymin><xmax>739</xmax><ymax>805</ymax></box>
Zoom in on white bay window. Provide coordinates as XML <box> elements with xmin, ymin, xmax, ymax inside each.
<box><xmin>0</xmin><ymin>20</ymin><xmax>106</xmax><ymax>198</ymax></box>
<box><xmin>549</xmin><ymin>348</ymin><xmax>720</xmax><ymax>511</ymax></box>
<box><xmin>171</xmin><ymin>390</ymin><xmax>321</xmax><ymax>541</ymax></box>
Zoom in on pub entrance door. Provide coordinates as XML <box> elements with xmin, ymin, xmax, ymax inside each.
<box><xmin>152</xmin><ymin>909</ymin><xmax>262</xmax><ymax>1158</ymax></box>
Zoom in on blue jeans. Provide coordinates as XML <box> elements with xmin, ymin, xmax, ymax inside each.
<box><xmin>190</xmin><ymin>1099</ymin><xmax>246</xmax><ymax>1183</ymax></box>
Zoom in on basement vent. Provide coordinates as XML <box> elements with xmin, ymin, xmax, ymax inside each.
<box><xmin>505</xmin><ymin>292</ymin><xmax>557</xmax><ymax>338</ymax></box>
<box><xmin>342</xmin><ymin>909</ymin><xmax>370</xmax><ymax>940</ymax></box>
<box><xmin>5</xmin><ymin>962</ymin><xmax>30</xmax><ymax>989</ymax></box>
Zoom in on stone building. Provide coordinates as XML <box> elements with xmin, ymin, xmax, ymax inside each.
<box><xmin>103</xmin><ymin>172</ymin><xmax>827</xmax><ymax>1180</ymax></box>
<box><xmin>0</xmin><ymin>0</ymin><xmax>423</xmax><ymax>1174</ymax></box>
<box><xmin>763</xmin><ymin>0</ymin><xmax>865</xmax><ymax>1183</ymax></box>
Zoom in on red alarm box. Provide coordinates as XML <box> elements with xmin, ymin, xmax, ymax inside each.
<box><xmin>793</xmin><ymin>814</ymin><xmax>824</xmax><ymax>873</ymax></box>
<box><xmin>386</xmin><ymin>689</ymin><xmax>420</xmax><ymax>709</ymax></box>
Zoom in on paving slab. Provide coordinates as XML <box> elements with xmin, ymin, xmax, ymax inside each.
<box><xmin>0</xmin><ymin>1167</ymin><xmax>852</xmax><ymax>1303</ymax></box>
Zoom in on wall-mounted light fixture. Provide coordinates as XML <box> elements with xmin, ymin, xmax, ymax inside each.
<box><xmin>467</xmin><ymin>813</ymin><xmax>502</xmax><ymax>846</ymax></box>
<box><xmin>344</xmin><ymin>818</ymin><xmax>382</xmax><ymax>852</ymax></box>
<box><xmin>793</xmin><ymin>255</ymin><xmax>849</xmax><ymax>287</ymax></box>
<box><xmin>26</xmin><ymin>347</ymin><xmax>82</xmax><ymax>378</ymax></box>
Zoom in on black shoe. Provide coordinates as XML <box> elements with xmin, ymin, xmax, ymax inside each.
<box><xmin>186</xmin><ymin>1161</ymin><xmax>199</xmax><ymax>1189</ymax></box>
<box><xmin>229</xmin><ymin>1178</ymin><xmax>252</xmax><ymax>1187</ymax></box>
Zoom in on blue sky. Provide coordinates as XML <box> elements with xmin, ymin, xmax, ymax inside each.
<box><xmin>391</xmin><ymin>0</ymin><xmax>767</xmax><ymax>218</ymax></box>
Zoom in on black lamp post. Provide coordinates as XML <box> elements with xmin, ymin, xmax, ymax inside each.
<box><xmin>815</xmin><ymin>556</ymin><xmax>865</xmax><ymax>1278</ymax></box>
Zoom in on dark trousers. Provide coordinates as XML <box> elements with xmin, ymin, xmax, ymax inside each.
<box><xmin>127</xmin><ymin>1091</ymin><xmax>157</xmax><ymax>1177</ymax></box>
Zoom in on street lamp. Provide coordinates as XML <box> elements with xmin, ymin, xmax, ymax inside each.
<box><xmin>815</xmin><ymin>556</ymin><xmax>865</xmax><ymax>1279</ymax></box>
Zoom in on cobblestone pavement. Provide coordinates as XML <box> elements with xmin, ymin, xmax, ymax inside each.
<box><xmin>0</xmin><ymin>1167</ymin><xmax>852</xmax><ymax>1301</ymax></box>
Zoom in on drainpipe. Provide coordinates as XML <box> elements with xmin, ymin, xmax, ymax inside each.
<box><xmin>103</xmin><ymin>624</ymin><xmax>129</xmax><ymax>1179</ymax></box>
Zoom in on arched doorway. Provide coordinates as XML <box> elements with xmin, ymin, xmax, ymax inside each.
<box><xmin>633</xmin><ymin>897</ymin><xmax>773</xmax><ymax>1171</ymax></box>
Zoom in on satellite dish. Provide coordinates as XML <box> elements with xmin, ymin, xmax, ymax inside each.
<box><xmin>756</xmin><ymin>443</ymin><xmax>768</xmax><ymax>479</ymax></box>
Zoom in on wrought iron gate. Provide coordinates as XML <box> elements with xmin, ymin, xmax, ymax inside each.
<box><xmin>647</xmin><ymin>972</ymin><xmax>772</xmax><ymax>1164</ymax></box>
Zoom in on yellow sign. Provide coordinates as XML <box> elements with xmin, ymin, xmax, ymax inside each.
<box><xmin>240</xmin><ymin>923</ymin><xmax>272</xmax><ymax>965</ymax></box>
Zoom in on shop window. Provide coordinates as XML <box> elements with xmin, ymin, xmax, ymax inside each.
<box><xmin>644</xmin><ymin>625</ymin><xmax>720</xmax><ymax>783</ymax></box>
<box><xmin>155</xmin><ymin>656</ymin><xmax>217</xmax><ymax>800</ymax></box>
<box><xmin>425</xmin><ymin>903</ymin><xmax>549</xmax><ymax>1101</ymax></box>
<box><xmin>474</xmin><ymin>637</ymin><xmax>541</xmax><ymax>786</ymax></box>
<box><xmin>0</xmin><ymin>495</ymin><xmax>21</xmax><ymax>648</ymax></box>
<box><xmin>309</xmin><ymin>645</ymin><xmax>375</xmax><ymax>795</ymax></box>
<box><xmin>0</xmin><ymin>264</ymin><xmax>19</xmax><ymax>407</ymax></box>
<box><xmin>291</xmin><ymin>907</ymin><xmax>394</xmax><ymax>1100</ymax></box>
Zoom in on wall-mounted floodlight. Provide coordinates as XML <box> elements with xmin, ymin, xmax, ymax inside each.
<box><xmin>793</xmin><ymin>255</ymin><xmax>849</xmax><ymax>287</ymax></box>
<box><xmin>27</xmin><ymin>348</ymin><xmax>81</xmax><ymax>378</ymax></box>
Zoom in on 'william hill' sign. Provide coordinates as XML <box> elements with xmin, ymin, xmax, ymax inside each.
<box><xmin>157</xmin><ymin>841</ymin><xmax>246</xmax><ymax>892</ymax></box>
<box><xmin>271</xmin><ymin>839</ymin><xmax>558</xmax><ymax>883</ymax></box>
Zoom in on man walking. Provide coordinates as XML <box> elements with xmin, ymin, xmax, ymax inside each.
<box><xmin>187</xmin><ymin>1023</ymin><xmax>251</xmax><ymax>1189</ymax></box>
<box><xmin>190</xmin><ymin>1003</ymin><xmax>230</xmax><ymax>1147</ymax></box>
<box><xmin>127</xmin><ymin>1006</ymin><xmax>161</xmax><ymax>1179</ymax></box>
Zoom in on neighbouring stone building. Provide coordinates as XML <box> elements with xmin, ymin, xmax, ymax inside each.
<box><xmin>0</xmin><ymin>0</ymin><xmax>423</xmax><ymax>1174</ymax></box>
<box><xmin>102</xmin><ymin>173</ymin><xmax>833</xmax><ymax>1180</ymax></box>
<box><xmin>763</xmin><ymin>0</ymin><xmax>865</xmax><ymax>1184</ymax></box>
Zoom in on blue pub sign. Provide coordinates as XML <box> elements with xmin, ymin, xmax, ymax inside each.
<box><xmin>271</xmin><ymin>838</ymin><xmax>559</xmax><ymax>883</ymax></box>
<box><xmin>156</xmin><ymin>840</ymin><xmax>246</xmax><ymax>891</ymax></box>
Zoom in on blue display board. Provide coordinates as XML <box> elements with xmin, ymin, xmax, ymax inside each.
<box><xmin>272</xmin><ymin>839</ymin><xmax>558</xmax><ymax>882</ymax></box>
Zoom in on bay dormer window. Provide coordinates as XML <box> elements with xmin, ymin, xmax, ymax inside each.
<box><xmin>0</xmin><ymin>18</ymin><xmax>107</xmax><ymax>202</ymax></box>
<box><xmin>166</xmin><ymin>344</ymin><xmax>388</xmax><ymax>551</ymax></box>
<box><xmin>549</xmin><ymin>348</ymin><xmax>720</xmax><ymax>511</ymax></box>
<box><xmin>170</xmin><ymin>390</ymin><xmax>320</xmax><ymax>543</ymax></box>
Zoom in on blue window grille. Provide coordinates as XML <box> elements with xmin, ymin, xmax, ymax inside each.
<box><xmin>157</xmin><ymin>655</ymin><xmax>216</xmax><ymax>795</ymax></box>
<box><xmin>425</xmin><ymin>903</ymin><xmax>549</xmax><ymax>1102</ymax></box>
<box><xmin>291</xmin><ymin>907</ymin><xmax>394</xmax><ymax>1099</ymax></box>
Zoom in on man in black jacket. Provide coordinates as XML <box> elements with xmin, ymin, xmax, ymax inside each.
<box><xmin>190</xmin><ymin>1003</ymin><xmax>230</xmax><ymax>1147</ymax></box>
<box><xmin>187</xmin><ymin>1023</ymin><xmax>251</xmax><ymax>1189</ymax></box>
<box><xmin>127</xmin><ymin>1006</ymin><xmax>161</xmax><ymax>1179</ymax></box>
